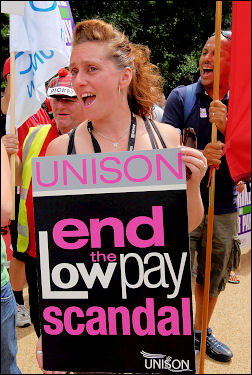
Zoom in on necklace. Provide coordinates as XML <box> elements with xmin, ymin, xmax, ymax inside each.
<box><xmin>87</xmin><ymin>113</ymin><xmax>137</xmax><ymax>153</ymax></box>
<box><xmin>92</xmin><ymin>124</ymin><xmax>131</xmax><ymax>148</ymax></box>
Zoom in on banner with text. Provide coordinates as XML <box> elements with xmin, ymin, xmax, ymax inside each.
<box><xmin>57</xmin><ymin>1</ymin><xmax>75</xmax><ymax>57</ymax></box>
<box><xmin>32</xmin><ymin>148</ymin><xmax>195</xmax><ymax>374</ymax></box>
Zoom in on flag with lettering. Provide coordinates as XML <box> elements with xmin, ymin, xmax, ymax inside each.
<box><xmin>6</xmin><ymin>1</ymin><xmax>72</xmax><ymax>132</ymax></box>
<box><xmin>57</xmin><ymin>1</ymin><xmax>75</xmax><ymax>58</ymax></box>
<box><xmin>224</xmin><ymin>1</ymin><xmax>251</xmax><ymax>183</ymax></box>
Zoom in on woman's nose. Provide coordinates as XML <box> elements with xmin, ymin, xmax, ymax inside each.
<box><xmin>73</xmin><ymin>71</ymin><xmax>88</xmax><ymax>89</ymax></box>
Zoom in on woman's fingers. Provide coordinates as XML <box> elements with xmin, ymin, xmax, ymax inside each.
<box><xmin>180</xmin><ymin>147</ymin><xmax>207</xmax><ymax>186</ymax></box>
<box><xmin>180</xmin><ymin>147</ymin><xmax>207</xmax><ymax>170</ymax></box>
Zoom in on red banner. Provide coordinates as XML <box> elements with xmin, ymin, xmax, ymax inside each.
<box><xmin>225</xmin><ymin>1</ymin><xmax>251</xmax><ymax>183</ymax></box>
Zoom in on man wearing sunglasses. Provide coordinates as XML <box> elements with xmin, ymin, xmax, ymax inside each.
<box><xmin>162</xmin><ymin>31</ymin><xmax>237</xmax><ymax>363</ymax></box>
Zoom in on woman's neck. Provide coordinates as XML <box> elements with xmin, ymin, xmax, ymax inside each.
<box><xmin>91</xmin><ymin>107</ymin><xmax>132</xmax><ymax>137</ymax></box>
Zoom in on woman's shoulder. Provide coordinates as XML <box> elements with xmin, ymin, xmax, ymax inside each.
<box><xmin>45</xmin><ymin>132</ymin><xmax>69</xmax><ymax>156</ymax></box>
<box><xmin>46</xmin><ymin>121</ymin><xmax>88</xmax><ymax>156</ymax></box>
<box><xmin>154</xmin><ymin>120</ymin><xmax>180</xmax><ymax>147</ymax></box>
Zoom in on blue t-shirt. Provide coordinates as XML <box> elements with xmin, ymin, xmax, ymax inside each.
<box><xmin>162</xmin><ymin>78</ymin><xmax>237</xmax><ymax>215</ymax></box>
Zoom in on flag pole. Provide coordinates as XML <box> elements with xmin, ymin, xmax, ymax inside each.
<box><xmin>10</xmin><ymin>50</ymin><xmax>16</xmax><ymax>220</ymax></box>
<box><xmin>199</xmin><ymin>1</ymin><xmax>222</xmax><ymax>374</ymax></box>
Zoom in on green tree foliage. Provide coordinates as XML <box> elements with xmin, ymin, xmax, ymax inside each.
<box><xmin>68</xmin><ymin>0</ymin><xmax>232</xmax><ymax>94</ymax></box>
<box><xmin>1</xmin><ymin>0</ymin><xmax>232</xmax><ymax>95</ymax></box>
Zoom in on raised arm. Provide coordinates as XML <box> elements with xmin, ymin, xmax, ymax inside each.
<box><xmin>180</xmin><ymin>147</ymin><xmax>207</xmax><ymax>232</ymax></box>
<box><xmin>1</xmin><ymin>140</ymin><xmax>12</xmax><ymax>226</ymax></box>
<box><xmin>1</xmin><ymin>134</ymin><xmax>23</xmax><ymax>186</ymax></box>
<box><xmin>155</xmin><ymin>122</ymin><xmax>207</xmax><ymax>233</ymax></box>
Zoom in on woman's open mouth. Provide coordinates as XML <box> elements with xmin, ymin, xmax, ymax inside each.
<box><xmin>82</xmin><ymin>93</ymin><xmax>96</xmax><ymax>108</ymax></box>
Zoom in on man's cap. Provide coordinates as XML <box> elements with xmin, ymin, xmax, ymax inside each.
<box><xmin>211</xmin><ymin>30</ymin><xmax>232</xmax><ymax>41</ymax></box>
<box><xmin>47</xmin><ymin>68</ymin><xmax>77</xmax><ymax>98</ymax></box>
<box><xmin>3</xmin><ymin>57</ymin><xmax>10</xmax><ymax>78</ymax></box>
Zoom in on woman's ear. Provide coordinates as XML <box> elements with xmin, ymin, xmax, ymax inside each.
<box><xmin>119</xmin><ymin>67</ymin><xmax>132</xmax><ymax>90</ymax></box>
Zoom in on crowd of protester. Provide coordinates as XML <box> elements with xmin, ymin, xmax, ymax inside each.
<box><xmin>1</xmin><ymin>18</ymin><xmax>248</xmax><ymax>374</ymax></box>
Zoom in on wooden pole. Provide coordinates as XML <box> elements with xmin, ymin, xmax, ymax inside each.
<box><xmin>199</xmin><ymin>1</ymin><xmax>222</xmax><ymax>373</ymax></box>
<box><xmin>10</xmin><ymin>51</ymin><xmax>16</xmax><ymax>220</ymax></box>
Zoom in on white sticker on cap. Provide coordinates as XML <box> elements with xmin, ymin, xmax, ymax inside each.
<box><xmin>47</xmin><ymin>87</ymin><xmax>76</xmax><ymax>97</ymax></box>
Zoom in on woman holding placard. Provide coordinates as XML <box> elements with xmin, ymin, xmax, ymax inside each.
<box><xmin>37</xmin><ymin>19</ymin><xmax>207</xmax><ymax>374</ymax></box>
<box><xmin>46</xmin><ymin>19</ymin><xmax>207</xmax><ymax>231</ymax></box>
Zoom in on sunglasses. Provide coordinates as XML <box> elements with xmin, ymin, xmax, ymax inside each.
<box><xmin>211</xmin><ymin>31</ymin><xmax>232</xmax><ymax>40</ymax></box>
<box><xmin>182</xmin><ymin>128</ymin><xmax>197</xmax><ymax>181</ymax></box>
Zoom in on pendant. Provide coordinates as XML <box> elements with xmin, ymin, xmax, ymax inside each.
<box><xmin>113</xmin><ymin>142</ymin><xmax>118</xmax><ymax>148</ymax></box>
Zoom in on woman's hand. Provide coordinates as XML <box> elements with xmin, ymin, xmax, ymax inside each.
<box><xmin>180</xmin><ymin>146</ymin><xmax>207</xmax><ymax>232</ymax></box>
<box><xmin>36</xmin><ymin>336</ymin><xmax>67</xmax><ymax>374</ymax></box>
<box><xmin>180</xmin><ymin>146</ymin><xmax>207</xmax><ymax>190</ymax></box>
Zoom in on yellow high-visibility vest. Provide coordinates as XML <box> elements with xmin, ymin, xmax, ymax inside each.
<box><xmin>17</xmin><ymin>124</ymin><xmax>51</xmax><ymax>252</ymax></box>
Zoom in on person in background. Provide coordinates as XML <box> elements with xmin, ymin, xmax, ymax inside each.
<box><xmin>1</xmin><ymin>59</ymin><xmax>11</xmax><ymax>137</ymax></box>
<box><xmin>158</xmin><ymin>92</ymin><xmax>166</xmax><ymax>109</ymax></box>
<box><xmin>162</xmin><ymin>30</ymin><xmax>236</xmax><ymax>362</ymax></box>
<box><xmin>36</xmin><ymin>18</ymin><xmax>207</xmax><ymax>373</ymax></box>
<box><xmin>228</xmin><ymin>180</ymin><xmax>245</xmax><ymax>284</ymax></box>
<box><xmin>1</xmin><ymin>140</ymin><xmax>21</xmax><ymax>374</ymax></box>
<box><xmin>179</xmin><ymin>73</ymin><xmax>194</xmax><ymax>86</ymax></box>
<box><xmin>1</xmin><ymin>57</ymin><xmax>52</xmax><ymax>329</ymax></box>
<box><xmin>152</xmin><ymin>92</ymin><xmax>166</xmax><ymax>122</ymax></box>
<box><xmin>2</xmin><ymin>68</ymin><xmax>86</xmax><ymax>338</ymax></box>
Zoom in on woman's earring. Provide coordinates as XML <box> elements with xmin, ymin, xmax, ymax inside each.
<box><xmin>118</xmin><ymin>87</ymin><xmax>121</xmax><ymax>96</ymax></box>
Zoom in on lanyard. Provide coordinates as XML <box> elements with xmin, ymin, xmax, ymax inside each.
<box><xmin>87</xmin><ymin>112</ymin><xmax>137</xmax><ymax>153</ymax></box>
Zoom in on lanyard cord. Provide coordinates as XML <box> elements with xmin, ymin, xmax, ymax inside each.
<box><xmin>87</xmin><ymin>112</ymin><xmax>137</xmax><ymax>153</ymax></box>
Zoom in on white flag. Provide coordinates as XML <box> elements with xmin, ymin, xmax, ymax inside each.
<box><xmin>1</xmin><ymin>1</ymin><xmax>25</xmax><ymax>16</ymax></box>
<box><xmin>6</xmin><ymin>1</ymin><xmax>70</xmax><ymax>133</ymax></box>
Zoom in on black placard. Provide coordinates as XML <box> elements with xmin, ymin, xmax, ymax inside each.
<box><xmin>32</xmin><ymin>149</ymin><xmax>195</xmax><ymax>373</ymax></box>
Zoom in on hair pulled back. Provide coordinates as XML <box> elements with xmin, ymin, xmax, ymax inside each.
<box><xmin>72</xmin><ymin>19</ymin><xmax>164</xmax><ymax>117</ymax></box>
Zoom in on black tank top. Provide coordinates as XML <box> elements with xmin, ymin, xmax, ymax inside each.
<box><xmin>67</xmin><ymin>116</ymin><xmax>166</xmax><ymax>155</ymax></box>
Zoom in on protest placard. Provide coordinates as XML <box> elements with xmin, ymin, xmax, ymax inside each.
<box><xmin>32</xmin><ymin>148</ymin><xmax>195</xmax><ymax>373</ymax></box>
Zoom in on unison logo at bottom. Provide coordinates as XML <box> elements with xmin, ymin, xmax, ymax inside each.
<box><xmin>140</xmin><ymin>351</ymin><xmax>193</xmax><ymax>372</ymax></box>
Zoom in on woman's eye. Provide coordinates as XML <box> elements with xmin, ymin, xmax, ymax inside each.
<box><xmin>89</xmin><ymin>66</ymin><xmax>97</xmax><ymax>72</ymax></box>
<box><xmin>71</xmin><ymin>68</ymin><xmax>78</xmax><ymax>76</ymax></box>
